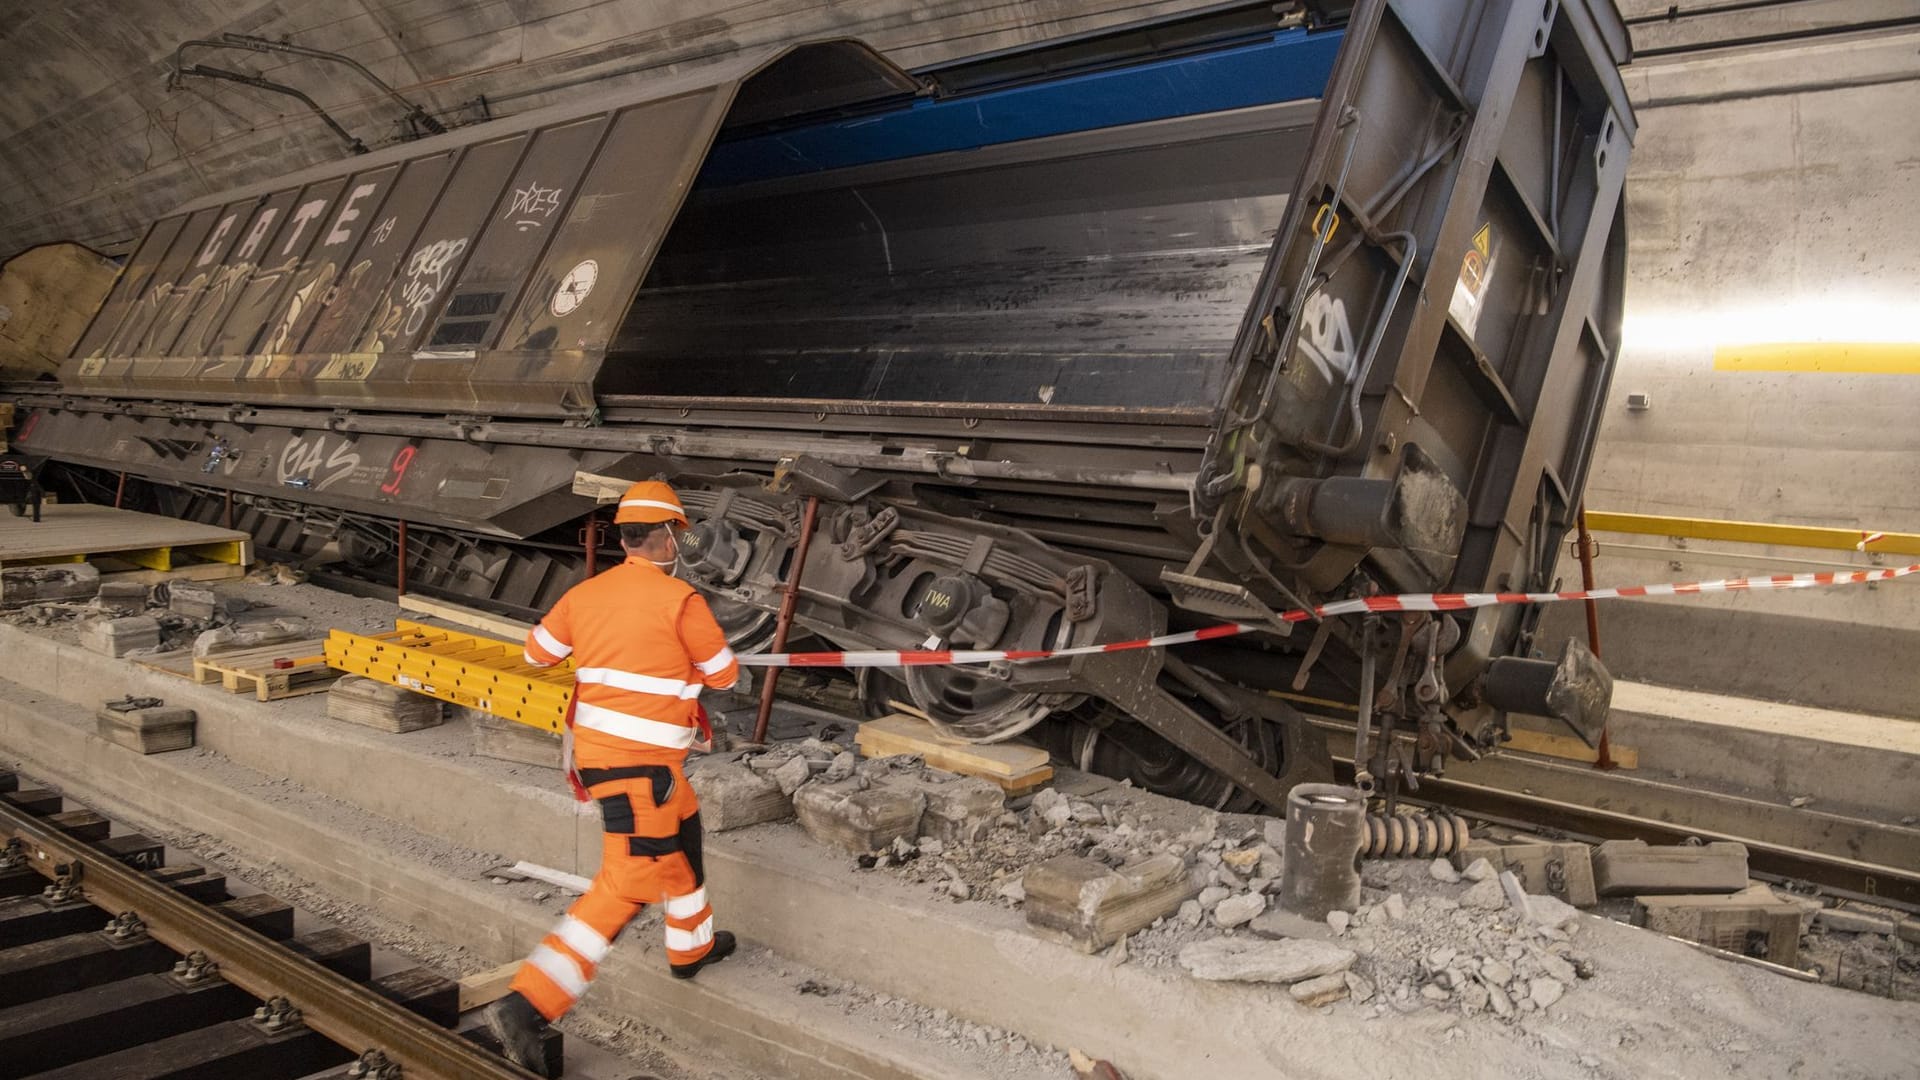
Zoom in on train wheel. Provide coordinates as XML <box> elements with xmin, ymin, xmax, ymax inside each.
<box><xmin>1063</xmin><ymin>699</ymin><xmax>1285</xmax><ymax>814</ymax></box>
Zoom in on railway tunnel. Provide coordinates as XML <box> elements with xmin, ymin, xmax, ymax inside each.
<box><xmin>0</xmin><ymin>1</ymin><xmax>1916</xmax><ymax>1077</ymax></box>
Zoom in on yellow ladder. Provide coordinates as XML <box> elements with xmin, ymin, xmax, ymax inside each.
<box><xmin>324</xmin><ymin>619</ymin><xmax>572</xmax><ymax>732</ymax></box>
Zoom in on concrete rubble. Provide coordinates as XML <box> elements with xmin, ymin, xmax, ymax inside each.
<box><xmin>79</xmin><ymin>614</ymin><xmax>162</xmax><ymax>657</ymax></box>
<box><xmin>1455</xmin><ymin>839</ymin><xmax>1598</xmax><ymax>907</ymax></box>
<box><xmin>0</xmin><ymin>563</ymin><xmax>100</xmax><ymax>604</ymax></box>
<box><xmin>1024</xmin><ymin>853</ymin><xmax>1197</xmax><ymax>952</ymax></box>
<box><xmin>192</xmin><ymin>617</ymin><xmax>310</xmax><ymax>658</ymax></box>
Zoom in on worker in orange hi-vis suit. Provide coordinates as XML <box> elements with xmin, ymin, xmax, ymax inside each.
<box><xmin>485</xmin><ymin>479</ymin><xmax>740</xmax><ymax>1076</ymax></box>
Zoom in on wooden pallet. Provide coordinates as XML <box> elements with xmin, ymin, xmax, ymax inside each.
<box><xmin>192</xmin><ymin>641</ymin><xmax>337</xmax><ymax>701</ymax></box>
<box><xmin>857</xmin><ymin>713</ymin><xmax>1054</xmax><ymax>795</ymax></box>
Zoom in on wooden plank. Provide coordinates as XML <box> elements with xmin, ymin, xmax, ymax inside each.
<box><xmin>857</xmin><ymin>713</ymin><xmax>1053</xmax><ymax>793</ymax></box>
<box><xmin>457</xmin><ymin>960</ymin><xmax>523</xmax><ymax>1011</ymax></box>
<box><xmin>1505</xmin><ymin>726</ymin><xmax>1639</xmax><ymax>769</ymax></box>
<box><xmin>399</xmin><ymin>592</ymin><xmax>533</xmax><ymax>641</ymax></box>
<box><xmin>0</xmin><ymin>503</ymin><xmax>251</xmax><ymax>565</ymax></box>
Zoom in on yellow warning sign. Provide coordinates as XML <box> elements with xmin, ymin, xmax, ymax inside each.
<box><xmin>1449</xmin><ymin>222</ymin><xmax>1497</xmax><ymax>337</ymax></box>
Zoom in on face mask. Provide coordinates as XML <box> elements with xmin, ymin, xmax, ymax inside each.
<box><xmin>648</xmin><ymin>529</ymin><xmax>679</xmax><ymax>573</ymax></box>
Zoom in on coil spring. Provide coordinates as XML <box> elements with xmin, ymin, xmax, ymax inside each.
<box><xmin>1360</xmin><ymin>811</ymin><xmax>1471</xmax><ymax>858</ymax></box>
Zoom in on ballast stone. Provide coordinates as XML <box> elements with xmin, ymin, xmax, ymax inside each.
<box><xmin>1024</xmin><ymin>853</ymin><xmax>1196</xmax><ymax>953</ymax></box>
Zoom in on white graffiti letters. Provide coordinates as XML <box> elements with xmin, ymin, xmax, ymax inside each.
<box><xmin>235</xmin><ymin>208</ymin><xmax>280</xmax><ymax>261</ymax></box>
<box><xmin>198</xmin><ymin>214</ymin><xmax>238</xmax><ymax>267</ymax></box>
<box><xmin>1296</xmin><ymin>291</ymin><xmax>1356</xmax><ymax>385</ymax></box>
<box><xmin>277</xmin><ymin>434</ymin><xmax>362</xmax><ymax>491</ymax></box>
<box><xmin>507</xmin><ymin>182</ymin><xmax>563</xmax><ymax>231</ymax></box>
<box><xmin>281</xmin><ymin>198</ymin><xmax>328</xmax><ymax>255</ymax></box>
<box><xmin>326</xmin><ymin>183</ymin><xmax>378</xmax><ymax>247</ymax></box>
<box><xmin>398</xmin><ymin>237</ymin><xmax>467</xmax><ymax>337</ymax></box>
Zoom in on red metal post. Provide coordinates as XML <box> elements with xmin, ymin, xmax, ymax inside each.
<box><xmin>1575</xmin><ymin>508</ymin><xmax>1616</xmax><ymax>770</ymax></box>
<box><xmin>754</xmin><ymin>496</ymin><xmax>819</xmax><ymax>745</ymax></box>
<box><xmin>584</xmin><ymin>513</ymin><xmax>600</xmax><ymax>579</ymax></box>
<box><xmin>396</xmin><ymin>519</ymin><xmax>409</xmax><ymax>598</ymax></box>
<box><xmin>113</xmin><ymin>472</ymin><xmax>126</xmax><ymax>509</ymax></box>
<box><xmin>223</xmin><ymin>489</ymin><xmax>234</xmax><ymax>530</ymax></box>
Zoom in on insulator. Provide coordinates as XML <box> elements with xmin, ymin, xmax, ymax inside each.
<box><xmin>1359</xmin><ymin>811</ymin><xmax>1471</xmax><ymax>858</ymax></box>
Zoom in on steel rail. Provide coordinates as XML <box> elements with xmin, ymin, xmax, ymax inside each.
<box><xmin>0</xmin><ymin>796</ymin><xmax>528</xmax><ymax>1080</ymax></box>
<box><xmin>1399</xmin><ymin>772</ymin><xmax>1920</xmax><ymax>910</ymax></box>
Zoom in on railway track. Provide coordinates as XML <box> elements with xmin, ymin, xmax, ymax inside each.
<box><xmin>0</xmin><ymin>770</ymin><xmax>549</xmax><ymax>1080</ymax></box>
<box><xmin>776</xmin><ymin>677</ymin><xmax>1920</xmax><ymax>913</ymax></box>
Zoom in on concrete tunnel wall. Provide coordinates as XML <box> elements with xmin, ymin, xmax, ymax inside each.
<box><xmin>1538</xmin><ymin>19</ymin><xmax>1920</xmax><ymax>719</ymax></box>
<box><xmin>0</xmin><ymin>0</ymin><xmax>1235</xmax><ymax>257</ymax></box>
<box><xmin>1</xmin><ymin>1</ymin><xmax>1916</xmax><ymax>714</ymax></box>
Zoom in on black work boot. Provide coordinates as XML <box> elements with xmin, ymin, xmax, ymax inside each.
<box><xmin>671</xmin><ymin>930</ymin><xmax>737</xmax><ymax>979</ymax></box>
<box><xmin>484</xmin><ymin>990</ymin><xmax>552</xmax><ymax>1077</ymax></box>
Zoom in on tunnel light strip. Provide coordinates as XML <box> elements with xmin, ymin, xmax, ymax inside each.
<box><xmin>736</xmin><ymin>563</ymin><xmax>1920</xmax><ymax>669</ymax></box>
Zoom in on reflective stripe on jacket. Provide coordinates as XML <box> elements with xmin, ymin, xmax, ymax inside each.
<box><xmin>523</xmin><ymin>557</ymin><xmax>738</xmax><ymax>765</ymax></box>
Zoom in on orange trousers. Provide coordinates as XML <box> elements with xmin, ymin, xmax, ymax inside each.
<box><xmin>508</xmin><ymin>762</ymin><xmax>715</xmax><ymax>1021</ymax></box>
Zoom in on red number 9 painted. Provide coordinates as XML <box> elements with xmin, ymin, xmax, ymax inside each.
<box><xmin>380</xmin><ymin>445</ymin><xmax>416</xmax><ymax>496</ymax></box>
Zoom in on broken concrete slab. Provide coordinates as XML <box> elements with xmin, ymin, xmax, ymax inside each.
<box><xmin>194</xmin><ymin>618</ymin><xmax>311</xmax><ymax>659</ymax></box>
<box><xmin>95</xmin><ymin>580</ymin><xmax>150</xmax><ymax>605</ymax></box>
<box><xmin>1636</xmin><ymin>889</ymin><xmax>1802</xmax><ymax>965</ymax></box>
<box><xmin>167</xmin><ymin>582</ymin><xmax>220</xmax><ymax>620</ymax></box>
<box><xmin>326</xmin><ymin>676</ymin><xmax>443</xmax><ymax>734</ymax></box>
<box><xmin>1455</xmin><ymin>840</ymin><xmax>1598</xmax><ymax>907</ymax></box>
<box><xmin>1024</xmin><ymin>853</ymin><xmax>1196</xmax><ymax>953</ymax></box>
<box><xmin>1176</xmin><ymin>937</ymin><xmax>1356</xmax><ymax>984</ymax></box>
<box><xmin>1</xmin><ymin>563</ymin><xmax>99</xmax><ymax>605</ymax></box>
<box><xmin>79</xmin><ymin>615</ymin><xmax>160</xmax><ymax>657</ymax></box>
<box><xmin>691</xmin><ymin>763</ymin><xmax>792</xmax><ymax>832</ymax></box>
<box><xmin>792</xmin><ymin>777</ymin><xmax>925</xmax><ymax>853</ymax></box>
<box><xmin>1593</xmin><ymin>839</ymin><xmax>1748</xmax><ymax>896</ymax></box>
<box><xmin>94</xmin><ymin>701</ymin><xmax>194</xmax><ymax>754</ymax></box>
<box><xmin>917</xmin><ymin>774</ymin><xmax>1005</xmax><ymax>846</ymax></box>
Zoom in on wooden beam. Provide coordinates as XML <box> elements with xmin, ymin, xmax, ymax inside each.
<box><xmin>457</xmin><ymin>961</ymin><xmax>524</xmax><ymax>1012</ymax></box>
<box><xmin>397</xmin><ymin>593</ymin><xmax>532</xmax><ymax>642</ymax></box>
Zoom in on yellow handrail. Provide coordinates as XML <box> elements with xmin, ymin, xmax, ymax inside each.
<box><xmin>1582</xmin><ymin>512</ymin><xmax>1920</xmax><ymax>558</ymax></box>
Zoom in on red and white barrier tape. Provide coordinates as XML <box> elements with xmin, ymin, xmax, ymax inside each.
<box><xmin>736</xmin><ymin>562</ymin><xmax>1920</xmax><ymax>669</ymax></box>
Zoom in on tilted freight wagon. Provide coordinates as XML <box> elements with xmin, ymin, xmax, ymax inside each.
<box><xmin>15</xmin><ymin>0</ymin><xmax>1634</xmax><ymax>809</ymax></box>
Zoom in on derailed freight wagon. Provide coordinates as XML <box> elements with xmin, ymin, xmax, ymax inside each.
<box><xmin>17</xmin><ymin>0</ymin><xmax>1635</xmax><ymax>810</ymax></box>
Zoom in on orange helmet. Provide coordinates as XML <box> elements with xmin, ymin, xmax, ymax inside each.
<box><xmin>612</xmin><ymin>480</ymin><xmax>689</xmax><ymax>527</ymax></box>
